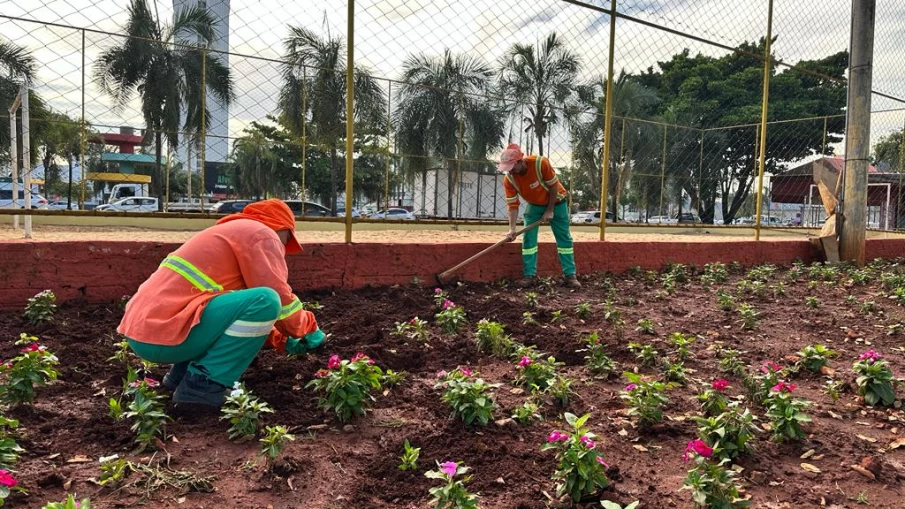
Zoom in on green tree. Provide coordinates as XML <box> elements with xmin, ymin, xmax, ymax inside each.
<box><xmin>0</xmin><ymin>38</ymin><xmax>50</xmax><ymax>168</ymax></box>
<box><xmin>395</xmin><ymin>49</ymin><xmax>504</xmax><ymax>218</ymax></box>
<box><xmin>874</xmin><ymin>130</ymin><xmax>903</xmax><ymax>172</ymax></box>
<box><xmin>499</xmin><ymin>33</ymin><xmax>579</xmax><ymax>157</ymax></box>
<box><xmin>279</xmin><ymin>26</ymin><xmax>386</xmax><ymax>214</ymax></box>
<box><xmin>94</xmin><ymin>0</ymin><xmax>234</xmax><ymax>197</ymax></box>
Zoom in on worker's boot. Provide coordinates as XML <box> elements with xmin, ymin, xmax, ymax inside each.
<box><xmin>515</xmin><ymin>276</ymin><xmax>536</xmax><ymax>288</ymax></box>
<box><xmin>564</xmin><ymin>275</ymin><xmax>582</xmax><ymax>289</ymax></box>
<box><xmin>173</xmin><ymin>371</ymin><xmax>228</xmax><ymax>408</ymax></box>
<box><xmin>162</xmin><ymin>362</ymin><xmax>189</xmax><ymax>391</ymax></box>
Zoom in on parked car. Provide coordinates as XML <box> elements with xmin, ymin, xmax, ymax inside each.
<box><xmin>578</xmin><ymin>210</ymin><xmax>616</xmax><ymax>224</ymax></box>
<box><xmin>570</xmin><ymin>211</ymin><xmax>592</xmax><ymax>224</ymax></box>
<box><xmin>336</xmin><ymin>207</ymin><xmax>361</xmax><ymax>218</ymax></box>
<box><xmin>284</xmin><ymin>200</ymin><xmax>333</xmax><ymax>217</ymax></box>
<box><xmin>47</xmin><ymin>200</ymin><xmax>74</xmax><ymax>210</ymax></box>
<box><xmin>0</xmin><ymin>189</ymin><xmax>49</xmax><ymax>209</ymax></box>
<box><xmin>209</xmin><ymin>200</ymin><xmax>255</xmax><ymax>214</ymax></box>
<box><xmin>95</xmin><ymin>197</ymin><xmax>159</xmax><ymax>212</ymax></box>
<box><xmin>676</xmin><ymin>212</ymin><xmax>702</xmax><ymax>223</ymax></box>
<box><xmin>370</xmin><ymin>208</ymin><xmax>416</xmax><ymax>220</ymax></box>
<box><xmin>648</xmin><ymin>215</ymin><xmax>677</xmax><ymax>224</ymax></box>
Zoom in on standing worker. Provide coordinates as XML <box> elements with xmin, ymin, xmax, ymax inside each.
<box><xmin>498</xmin><ymin>143</ymin><xmax>580</xmax><ymax>289</ymax></box>
<box><xmin>118</xmin><ymin>199</ymin><xmax>326</xmax><ymax>408</ymax></box>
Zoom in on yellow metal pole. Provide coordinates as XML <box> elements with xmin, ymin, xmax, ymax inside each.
<box><xmin>199</xmin><ymin>49</ymin><xmax>207</xmax><ymax>210</ymax></box>
<box><xmin>164</xmin><ymin>145</ymin><xmax>171</xmax><ymax>212</ymax></box>
<box><xmin>79</xmin><ymin>29</ymin><xmax>87</xmax><ymax>208</ymax></box>
<box><xmin>301</xmin><ymin>64</ymin><xmax>307</xmax><ymax>216</ymax></box>
<box><xmin>898</xmin><ymin>119</ymin><xmax>904</xmax><ymax>228</ymax></box>
<box><xmin>344</xmin><ymin>0</ymin><xmax>355</xmax><ymax>243</ymax></box>
<box><xmin>658</xmin><ymin>124</ymin><xmax>666</xmax><ymax>218</ymax></box>
<box><xmin>384</xmin><ymin>82</ymin><xmax>392</xmax><ymax>211</ymax></box>
<box><xmin>599</xmin><ymin>0</ymin><xmax>617</xmax><ymax>241</ymax></box>
<box><xmin>754</xmin><ymin>0</ymin><xmax>774</xmax><ymax>241</ymax></box>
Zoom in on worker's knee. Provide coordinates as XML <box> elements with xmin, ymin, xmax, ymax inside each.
<box><xmin>246</xmin><ymin>287</ymin><xmax>281</xmax><ymax>319</ymax></box>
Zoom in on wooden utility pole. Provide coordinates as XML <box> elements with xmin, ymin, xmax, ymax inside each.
<box><xmin>840</xmin><ymin>0</ymin><xmax>876</xmax><ymax>264</ymax></box>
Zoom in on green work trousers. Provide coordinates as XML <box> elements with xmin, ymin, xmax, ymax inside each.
<box><xmin>128</xmin><ymin>287</ymin><xmax>281</xmax><ymax>387</ymax></box>
<box><xmin>522</xmin><ymin>200</ymin><xmax>575</xmax><ymax>277</ymax></box>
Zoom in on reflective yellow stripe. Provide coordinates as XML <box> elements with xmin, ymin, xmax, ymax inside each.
<box><xmin>505</xmin><ymin>174</ymin><xmax>522</xmax><ymax>198</ymax></box>
<box><xmin>557</xmin><ymin>247</ymin><xmax>574</xmax><ymax>255</ymax></box>
<box><xmin>161</xmin><ymin>255</ymin><xmax>223</xmax><ymax>293</ymax></box>
<box><xmin>279</xmin><ymin>297</ymin><xmax>303</xmax><ymax>320</ymax></box>
<box><xmin>522</xmin><ymin>246</ymin><xmax>538</xmax><ymax>255</ymax></box>
<box><xmin>535</xmin><ymin>157</ymin><xmax>550</xmax><ymax>192</ymax></box>
<box><xmin>545</xmin><ymin>176</ymin><xmax>559</xmax><ymax>186</ymax></box>
<box><xmin>505</xmin><ymin>195</ymin><xmax>519</xmax><ymax>203</ymax></box>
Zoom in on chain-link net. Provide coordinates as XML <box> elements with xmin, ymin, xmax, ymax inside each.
<box><xmin>1</xmin><ymin>0</ymin><xmax>904</xmax><ymax>239</ymax></box>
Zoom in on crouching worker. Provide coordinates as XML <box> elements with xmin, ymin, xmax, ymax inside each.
<box><xmin>117</xmin><ymin>199</ymin><xmax>325</xmax><ymax>408</ymax></box>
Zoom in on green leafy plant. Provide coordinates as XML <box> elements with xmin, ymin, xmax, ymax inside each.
<box><xmin>436</xmin><ymin>370</ymin><xmax>499</xmax><ymax>426</ymax></box>
<box><xmin>259</xmin><ymin>425</ymin><xmax>295</xmax><ymax>467</ymax></box>
<box><xmin>635</xmin><ymin>319</ymin><xmax>655</xmax><ymax>335</ymax></box>
<box><xmin>41</xmin><ymin>494</ymin><xmax>90</xmax><ymax>509</ymax></box>
<box><xmin>663</xmin><ymin>359</ymin><xmax>687</xmax><ymax>384</ymax></box>
<box><xmin>24</xmin><ymin>290</ymin><xmax>56</xmax><ymax>325</ymax></box>
<box><xmin>748</xmin><ymin>361</ymin><xmax>785</xmax><ymax>404</ymax></box>
<box><xmin>511</xmin><ymin>401</ymin><xmax>542</xmax><ymax>424</ymax></box>
<box><xmin>525</xmin><ymin>291</ymin><xmax>539</xmax><ymax>308</ymax></box>
<box><xmin>0</xmin><ymin>418</ymin><xmax>23</xmax><ymax>470</ymax></box>
<box><xmin>627</xmin><ymin>342</ymin><xmax>658</xmax><ymax>367</ymax></box>
<box><xmin>382</xmin><ymin>369</ymin><xmax>407</xmax><ymax>387</ymax></box>
<box><xmin>119</xmin><ymin>294</ymin><xmax>131</xmax><ymax>311</ymax></box>
<box><xmin>670</xmin><ymin>332</ymin><xmax>695</xmax><ymax>361</ymax></box>
<box><xmin>601</xmin><ymin>502</ymin><xmax>639</xmax><ymax>509</ymax></box>
<box><xmin>306</xmin><ymin>353</ymin><xmax>384</xmax><ymax>422</ymax></box>
<box><xmin>514</xmin><ymin>353</ymin><xmax>562</xmax><ymax>392</ymax></box>
<box><xmin>805</xmin><ymin>296</ymin><xmax>820</xmax><ymax>308</ymax></box>
<box><xmin>425</xmin><ymin>461</ymin><xmax>479</xmax><ymax>509</ymax></box>
<box><xmin>852</xmin><ymin>350</ymin><xmax>896</xmax><ymax>406</ymax></box>
<box><xmin>887</xmin><ymin>323</ymin><xmax>904</xmax><ymax>336</ymax></box>
<box><xmin>300</xmin><ymin>301</ymin><xmax>323</xmax><ymax>311</ymax></box>
<box><xmin>603</xmin><ymin>300</ymin><xmax>625</xmax><ymax>338</ymax></box>
<box><xmin>549</xmin><ymin>310</ymin><xmax>564</xmax><ymax>324</ymax></box>
<box><xmin>845</xmin><ymin>294</ymin><xmax>859</xmax><ymax>305</ymax></box>
<box><xmin>107</xmin><ymin>338</ymin><xmax>133</xmax><ymax>366</ymax></box>
<box><xmin>398</xmin><ymin>439</ymin><xmax>421</xmax><ymax>472</ymax></box>
<box><xmin>574</xmin><ymin>302</ymin><xmax>592</xmax><ymax>319</ymax></box>
<box><xmin>764</xmin><ymin>382</ymin><xmax>811</xmax><ymax>442</ymax></box>
<box><xmin>108</xmin><ymin>397</ymin><xmax>124</xmax><ymax>422</ymax></box>
<box><xmin>702</xmin><ymin>262</ymin><xmax>728</xmax><ymax>284</ymax></box>
<box><xmin>541</xmin><ymin>413</ymin><xmax>609</xmax><ymax>503</ymax></box>
<box><xmin>737</xmin><ymin>303</ymin><xmax>758</xmax><ymax>330</ymax></box>
<box><xmin>698</xmin><ymin>380</ymin><xmax>731</xmax><ymax>416</ymax></box>
<box><xmin>716</xmin><ymin>290</ymin><xmax>736</xmax><ymax>311</ymax></box>
<box><xmin>579</xmin><ymin>332</ymin><xmax>617</xmax><ymax>378</ymax></box>
<box><xmin>796</xmin><ymin>344</ymin><xmax>837</xmax><ymax>373</ymax></box>
<box><xmin>123</xmin><ymin>377</ymin><xmax>170</xmax><ymax>451</ymax></box>
<box><xmin>522</xmin><ymin>311</ymin><xmax>538</xmax><ymax>326</ymax></box>
<box><xmin>771</xmin><ymin>282</ymin><xmax>786</xmax><ymax>297</ymax></box>
<box><xmin>474</xmin><ymin>319</ymin><xmax>514</xmax><ymax>357</ymax></box>
<box><xmin>718</xmin><ymin>349</ymin><xmax>745</xmax><ymax>377</ymax></box>
<box><xmin>0</xmin><ymin>336</ymin><xmax>60</xmax><ymax>405</ymax></box>
<box><xmin>435</xmin><ymin>301</ymin><xmax>467</xmax><ymax>334</ymax></box>
<box><xmin>621</xmin><ymin>373</ymin><xmax>672</xmax><ymax>426</ymax></box>
<box><xmin>220</xmin><ymin>383</ymin><xmax>273</xmax><ymax>441</ymax></box>
<box><xmin>681</xmin><ymin>440</ymin><xmax>750</xmax><ymax>508</ymax></box>
<box><xmin>392</xmin><ymin>317</ymin><xmax>430</xmax><ymax>342</ymax></box>
<box><xmin>548</xmin><ymin>376</ymin><xmax>576</xmax><ymax>407</ymax></box>
<box><xmin>822</xmin><ymin>378</ymin><xmax>843</xmax><ymax>403</ymax></box>
<box><xmin>433</xmin><ymin>287</ymin><xmax>450</xmax><ymax>308</ymax></box>
<box><xmin>97</xmin><ymin>454</ymin><xmax>132</xmax><ymax>486</ymax></box>
<box><xmin>694</xmin><ymin>403</ymin><xmax>759</xmax><ymax>460</ymax></box>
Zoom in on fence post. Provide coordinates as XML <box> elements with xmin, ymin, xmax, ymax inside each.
<box><xmin>658</xmin><ymin>124</ymin><xmax>666</xmax><ymax>219</ymax></box>
<box><xmin>164</xmin><ymin>145</ymin><xmax>171</xmax><ymax>212</ymax></box>
<box><xmin>344</xmin><ymin>0</ymin><xmax>355</xmax><ymax>243</ymax></box>
<box><xmin>301</xmin><ymin>64</ymin><xmax>307</xmax><ymax>216</ymax></box>
<box><xmin>754</xmin><ymin>0</ymin><xmax>774</xmax><ymax>241</ymax></box>
<box><xmin>698</xmin><ymin>129</ymin><xmax>704</xmax><ymax>217</ymax></box>
<box><xmin>615</xmin><ymin>116</ymin><xmax>625</xmax><ymax>218</ymax></box>
<box><xmin>385</xmin><ymin>82</ymin><xmax>392</xmax><ymax>212</ymax></box>
<box><xmin>200</xmin><ymin>49</ymin><xmax>207</xmax><ymax>210</ymax></box>
<box><xmin>599</xmin><ymin>0</ymin><xmax>617</xmax><ymax>241</ymax></box>
<box><xmin>898</xmin><ymin>121</ymin><xmax>904</xmax><ymax>229</ymax></box>
<box><xmin>79</xmin><ymin>29</ymin><xmax>87</xmax><ymax>210</ymax></box>
<box><xmin>822</xmin><ymin>116</ymin><xmax>828</xmax><ymax>155</ymax></box>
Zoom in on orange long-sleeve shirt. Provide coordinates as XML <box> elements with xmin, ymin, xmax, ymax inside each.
<box><xmin>503</xmin><ymin>155</ymin><xmax>567</xmax><ymax>210</ymax></box>
<box><xmin>117</xmin><ymin>219</ymin><xmax>317</xmax><ymax>352</ymax></box>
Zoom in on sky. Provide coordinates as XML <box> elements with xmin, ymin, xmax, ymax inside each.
<box><xmin>1</xmin><ymin>0</ymin><xmax>904</xmax><ymax>170</ymax></box>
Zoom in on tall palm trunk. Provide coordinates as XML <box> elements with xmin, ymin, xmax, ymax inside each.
<box><xmin>329</xmin><ymin>143</ymin><xmax>338</xmax><ymax>214</ymax></box>
<box><xmin>614</xmin><ymin>149</ymin><xmax>633</xmax><ymax>218</ymax></box>
<box><xmin>446</xmin><ymin>158</ymin><xmax>454</xmax><ymax>219</ymax></box>
<box><xmin>67</xmin><ymin>155</ymin><xmax>73</xmax><ymax>210</ymax></box>
<box><xmin>154</xmin><ymin>130</ymin><xmax>163</xmax><ymax>208</ymax></box>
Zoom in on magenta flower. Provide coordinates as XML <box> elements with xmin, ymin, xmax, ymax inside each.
<box><xmin>518</xmin><ymin>356</ymin><xmax>533</xmax><ymax>368</ymax></box>
<box><xmin>0</xmin><ymin>469</ymin><xmax>16</xmax><ymax>488</ymax></box>
<box><xmin>22</xmin><ymin>343</ymin><xmax>40</xmax><ymax>353</ymax></box>
<box><xmin>580</xmin><ymin>436</ymin><xmax>596</xmax><ymax>449</ymax></box>
<box><xmin>351</xmin><ymin>352</ymin><xmax>374</xmax><ymax>364</ymax></box>
<box><xmin>711</xmin><ymin>379</ymin><xmax>730</xmax><ymax>392</ymax></box>
<box><xmin>434</xmin><ymin>288</ymin><xmax>442</xmax><ymax>294</ymax></box>
<box><xmin>442</xmin><ymin>299</ymin><xmax>455</xmax><ymax>310</ymax></box>
<box><xmin>624</xmin><ymin>383</ymin><xmax>637</xmax><ymax>392</ymax></box>
<box><xmin>771</xmin><ymin>381</ymin><xmax>796</xmax><ymax>393</ymax></box>
<box><xmin>129</xmin><ymin>377</ymin><xmax>159</xmax><ymax>388</ymax></box>
<box><xmin>683</xmin><ymin>439</ymin><xmax>714</xmax><ymax>462</ymax></box>
<box><xmin>595</xmin><ymin>456</ymin><xmax>610</xmax><ymax>468</ymax></box>
<box><xmin>440</xmin><ymin>461</ymin><xmax>458</xmax><ymax>477</ymax></box>
<box><xmin>546</xmin><ymin>431</ymin><xmax>569</xmax><ymax>443</ymax></box>
<box><xmin>460</xmin><ymin>367</ymin><xmax>472</xmax><ymax>377</ymax></box>
<box><xmin>858</xmin><ymin>350</ymin><xmax>883</xmax><ymax>363</ymax></box>
<box><xmin>436</xmin><ymin>370</ymin><xmax>448</xmax><ymax>379</ymax></box>
<box><xmin>760</xmin><ymin>361</ymin><xmax>782</xmax><ymax>374</ymax></box>
<box><xmin>327</xmin><ymin>355</ymin><xmax>341</xmax><ymax>369</ymax></box>
<box><xmin>314</xmin><ymin>369</ymin><xmax>330</xmax><ymax>378</ymax></box>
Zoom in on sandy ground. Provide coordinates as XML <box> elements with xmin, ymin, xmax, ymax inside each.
<box><xmin>0</xmin><ymin>222</ymin><xmax>857</xmax><ymax>244</ymax></box>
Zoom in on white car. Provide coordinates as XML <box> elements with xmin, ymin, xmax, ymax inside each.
<box><xmin>570</xmin><ymin>212</ymin><xmax>591</xmax><ymax>223</ymax></box>
<box><xmin>0</xmin><ymin>189</ymin><xmax>49</xmax><ymax>209</ymax></box>
<box><xmin>370</xmin><ymin>208</ymin><xmax>416</xmax><ymax>220</ymax></box>
<box><xmin>648</xmin><ymin>215</ymin><xmax>677</xmax><ymax>224</ymax></box>
<box><xmin>96</xmin><ymin>197</ymin><xmax>159</xmax><ymax>213</ymax></box>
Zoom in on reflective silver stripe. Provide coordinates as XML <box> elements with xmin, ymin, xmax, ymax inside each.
<box><xmin>557</xmin><ymin>247</ymin><xmax>574</xmax><ymax>255</ymax></box>
<box><xmin>225</xmin><ymin>319</ymin><xmax>276</xmax><ymax>338</ymax></box>
<box><xmin>279</xmin><ymin>297</ymin><xmax>303</xmax><ymax>320</ymax></box>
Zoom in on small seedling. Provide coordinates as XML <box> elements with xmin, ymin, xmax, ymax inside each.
<box><xmin>259</xmin><ymin>425</ymin><xmax>295</xmax><ymax>468</ymax></box>
<box><xmin>579</xmin><ymin>332</ymin><xmax>617</xmax><ymax>378</ymax></box>
<box><xmin>435</xmin><ymin>302</ymin><xmax>467</xmax><ymax>334</ymax></box>
<box><xmin>718</xmin><ymin>349</ymin><xmax>745</xmax><ymax>377</ymax></box>
<box><xmin>663</xmin><ymin>359</ymin><xmax>687</xmax><ymax>384</ymax></box>
<box><xmin>522</xmin><ymin>311</ymin><xmax>538</xmax><ymax>326</ymax></box>
<box><xmin>300</xmin><ymin>301</ymin><xmax>323</xmax><ymax>311</ymax></box>
<box><xmin>737</xmin><ymin>303</ymin><xmax>758</xmax><ymax>330</ymax></box>
<box><xmin>547</xmin><ymin>376</ymin><xmax>575</xmax><ymax>407</ymax></box>
<box><xmin>887</xmin><ymin>323</ymin><xmax>904</xmax><ymax>336</ymax></box>
<box><xmin>772</xmin><ymin>282</ymin><xmax>786</xmax><ymax>297</ymax></box>
<box><xmin>628</xmin><ymin>343</ymin><xmax>658</xmax><ymax>367</ymax></box>
<box><xmin>383</xmin><ymin>369</ymin><xmax>407</xmax><ymax>387</ymax></box>
<box><xmin>635</xmin><ymin>319</ymin><xmax>655</xmax><ymax>335</ymax></box>
<box><xmin>525</xmin><ymin>292</ymin><xmax>539</xmax><ymax>308</ymax></box>
<box><xmin>392</xmin><ymin>317</ymin><xmax>430</xmax><ymax>342</ymax></box>
<box><xmin>108</xmin><ymin>338</ymin><xmax>133</xmax><ymax>366</ymax></box>
<box><xmin>845</xmin><ymin>294</ymin><xmax>858</xmax><ymax>305</ymax></box>
<box><xmin>40</xmin><ymin>494</ymin><xmax>90</xmax><ymax>509</ymax></box>
<box><xmin>669</xmin><ymin>332</ymin><xmax>695</xmax><ymax>361</ymax></box>
<box><xmin>511</xmin><ymin>401</ymin><xmax>543</xmax><ymax>424</ymax></box>
<box><xmin>574</xmin><ymin>302</ymin><xmax>592</xmax><ymax>319</ymax></box>
<box><xmin>425</xmin><ymin>461</ymin><xmax>479</xmax><ymax>509</ymax></box>
<box><xmin>822</xmin><ymin>378</ymin><xmax>843</xmax><ymax>403</ymax></box>
<box><xmin>98</xmin><ymin>454</ymin><xmax>132</xmax><ymax>486</ymax></box>
<box><xmin>123</xmin><ymin>378</ymin><xmax>170</xmax><ymax>451</ymax></box>
<box><xmin>220</xmin><ymin>383</ymin><xmax>273</xmax><ymax>442</ymax></box>
<box><xmin>474</xmin><ymin>319</ymin><xmax>514</xmax><ymax>358</ymax></box>
<box><xmin>398</xmin><ymin>439</ymin><xmax>421</xmax><ymax>471</ymax></box>
<box><xmin>796</xmin><ymin>344</ymin><xmax>837</xmax><ymax>373</ymax></box>
<box><xmin>24</xmin><ymin>290</ymin><xmax>56</xmax><ymax>325</ymax></box>
<box><xmin>805</xmin><ymin>296</ymin><xmax>820</xmax><ymax>309</ymax></box>
<box><xmin>549</xmin><ymin>310</ymin><xmax>564</xmax><ymax>324</ymax></box>
<box><xmin>621</xmin><ymin>373</ymin><xmax>672</xmax><ymax>426</ymax></box>
<box><xmin>859</xmin><ymin>300</ymin><xmax>877</xmax><ymax>315</ymax></box>
<box><xmin>436</xmin><ymin>372</ymin><xmax>499</xmax><ymax>426</ymax></box>
<box><xmin>716</xmin><ymin>290</ymin><xmax>736</xmax><ymax>311</ymax></box>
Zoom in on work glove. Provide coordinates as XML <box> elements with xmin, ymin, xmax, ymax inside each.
<box><xmin>285</xmin><ymin>328</ymin><xmax>326</xmax><ymax>356</ymax></box>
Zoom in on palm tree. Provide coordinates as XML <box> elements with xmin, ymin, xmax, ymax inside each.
<box><xmin>1</xmin><ymin>39</ymin><xmax>49</xmax><ymax>168</ymax></box>
<box><xmin>499</xmin><ymin>33</ymin><xmax>579</xmax><ymax>157</ymax></box>
<box><xmin>395</xmin><ymin>49</ymin><xmax>504</xmax><ymax>218</ymax></box>
<box><xmin>229</xmin><ymin>130</ymin><xmax>280</xmax><ymax>199</ymax></box>
<box><xmin>279</xmin><ymin>26</ymin><xmax>386</xmax><ymax>213</ymax></box>
<box><xmin>94</xmin><ymin>0</ymin><xmax>233</xmax><ymax>198</ymax></box>
<box><xmin>570</xmin><ymin>71</ymin><xmax>660</xmax><ymax>217</ymax></box>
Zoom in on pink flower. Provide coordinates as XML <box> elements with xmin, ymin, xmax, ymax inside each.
<box><xmin>460</xmin><ymin>367</ymin><xmax>472</xmax><ymax>377</ymax></box>
<box><xmin>409</xmin><ymin>318</ymin><xmax>417</xmax><ymax>324</ymax></box>
<box><xmin>22</xmin><ymin>343</ymin><xmax>40</xmax><ymax>353</ymax></box>
<box><xmin>580</xmin><ymin>436</ymin><xmax>596</xmax><ymax>449</ymax></box>
<box><xmin>624</xmin><ymin>383</ymin><xmax>637</xmax><ymax>392</ymax></box>
<box><xmin>771</xmin><ymin>381</ymin><xmax>796</xmax><ymax>393</ymax></box>
<box><xmin>436</xmin><ymin>370</ymin><xmax>448</xmax><ymax>379</ymax></box>
<box><xmin>518</xmin><ymin>356</ymin><xmax>533</xmax><ymax>368</ymax></box>
<box><xmin>129</xmin><ymin>377</ymin><xmax>159</xmax><ymax>388</ymax></box>
<box><xmin>858</xmin><ymin>350</ymin><xmax>883</xmax><ymax>363</ymax></box>
<box><xmin>434</xmin><ymin>288</ymin><xmax>443</xmax><ymax>294</ymax></box>
<box><xmin>546</xmin><ymin>431</ymin><xmax>569</xmax><ymax>443</ymax></box>
<box><xmin>314</xmin><ymin>369</ymin><xmax>330</xmax><ymax>378</ymax></box>
<box><xmin>440</xmin><ymin>461</ymin><xmax>458</xmax><ymax>477</ymax></box>
<box><xmin>352</xmin><ymin>352</ymin><xmax>374</xmax><ymax>364</ymax></box>
<box><xmin>442</xmin><ymin>299</ymin><xmax>455</xmax><ymax>310</ymax></box>
<box><xmin>683</xmin><ymin>439</ymin><xmax>714</xmax><ymax>462</ymax></box>
<box><xmin>0</xmin><ymin>469</ymin><xmax>16</xmax><ymax>488</ymax></box>
<box><xmin>595</xmin><ymin>456</ymin><xmax>610</xmax><ymax>468</ymax></box>
<box><xmin>327</xmin><ymin>355</ymin><xmax>341</xmax><ymax>369</ymax></box>
<box><xmin>711</xmin><ymin>379</ymin><xmax>730</xmax><ymax>392</ymax></box>
<box><xmin>760</xmin><ymin>361</ymin><xmax>782</xmax><ymax>374</ymax></box>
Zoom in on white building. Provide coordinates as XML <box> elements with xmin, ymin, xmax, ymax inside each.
<box><xmin>413</xmin><ymin>169</ymin><xmax>506</xmax><ymax>219</ymax></box>
<box><xmin>173</xmin><ymin>0</ymin><xmax>230</xmax><ymax>166</ymax></box>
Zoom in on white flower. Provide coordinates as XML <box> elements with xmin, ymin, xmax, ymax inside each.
<box><xmin>229</xmin><ymin>389</ymin><xmax>243</xmax><ymax>398</ymax></box>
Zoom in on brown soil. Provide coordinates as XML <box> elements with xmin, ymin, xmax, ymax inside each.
<box><xmin>3</xmin><ymin>264</ymin><xmax>905</xmax><ymax>508</ymax></box>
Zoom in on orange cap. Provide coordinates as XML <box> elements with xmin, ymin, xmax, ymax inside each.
<box><xmin>216</xmin><ymin>199</ymin><xmax>302</xmax><ymax>254</ymax></box>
